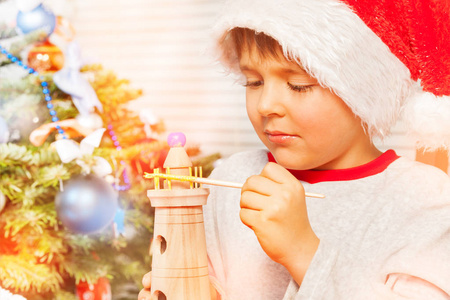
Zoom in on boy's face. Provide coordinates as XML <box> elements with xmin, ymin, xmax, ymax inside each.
<box><xmin>240</xmin><ymin>45</ymin><xmax>376</xmax><ymax>170</ymax></box>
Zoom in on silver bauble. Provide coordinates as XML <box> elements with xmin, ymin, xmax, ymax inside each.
<box><xmin>55</xmin><ymin>174</ymin><xmax>118</xmax><ymax>234</ymax></box>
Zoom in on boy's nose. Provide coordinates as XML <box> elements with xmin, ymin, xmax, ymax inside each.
<box><xmin>257</xmin><ymin>85</ymin><xmax>285</xmax><ymax>117</ymax></box>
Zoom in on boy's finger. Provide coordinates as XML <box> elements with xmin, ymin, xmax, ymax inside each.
<box><xmin>243</xmin><ymin>174</ymin><xmax>280</xmax><ymax>196</ymax></box>
<box><xmin>138</xmin><ymin>288</ymin><xmax>152</xmax><ymax>300</ymax></box>
<box><xmin>142</xmin><ymin>272</ymin><xmax>151</xmax><ymax>288</ymax></box>
<box><xmin>239</xmin><ymin>207</ymin><xmax>260</xmax><ymax>229</ymax></box>
<box><xmin>261</xmin><ymin>162</ymin><xmax>305</xmax><ymax>195</ymax></box>
<box><xmin>261</xmin><ymin>162</ymin><xmax>295</xmax><ymax>183</ymax></box>
<box><xmin>240</xmin><ymin>190</ymin><xmax>268</xmax><ymax>211</ymax></box>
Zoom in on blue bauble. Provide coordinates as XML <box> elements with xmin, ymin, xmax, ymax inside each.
<box><xmin>16</xmin><ymin>3</ymin><xmax>56</xmax><ymax>35</ymax></box>
<box><xmin>55</xmin><ymin>175</ymin><xmax>119</xmax><ymax>234</ymax></box>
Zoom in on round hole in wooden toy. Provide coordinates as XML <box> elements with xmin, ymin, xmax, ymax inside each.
<box><xmin>155</xmin><ymin>235</ymin><xmax>167</xmax><ymax>254</ymax></box>
<box><xmin>152</xmin><ymin>290</ymin><xmax>167</xmax><ymax>300</ymax></box>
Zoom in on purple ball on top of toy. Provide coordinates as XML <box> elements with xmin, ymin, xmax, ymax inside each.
<box><xmin>167</xmin><ymin>132</ymin><xmax>186</xmax><ymax>148</ymax></box>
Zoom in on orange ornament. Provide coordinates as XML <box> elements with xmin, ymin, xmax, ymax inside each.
<box><xmin>29</xmin><ymin>118</ymin><xmax>96</xmax><ymax>147</ymax></box>
<box><xmin>76</xmin><ymin>277</ymin><xmax>111</xmax><ymax>300</ymax></box>
<box><xmin>27</xmin><ymin>40</ymin><xmax>64</xmax><ymax>73</ymax></box>
<box><xmin>53</xmin><ymin>16</ymin><xmax>76</xmax><ymax>42</ymax></box>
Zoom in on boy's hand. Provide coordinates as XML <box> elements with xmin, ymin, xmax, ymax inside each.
<box><xmin>240</xmin><ymin>162</ymin><xmax>319</xmax><ymax>284</ymax></box>
<box><xmin>138</xmin><ymin>272</ymin><xmax>151</xmax><ymax>300</ymax></box>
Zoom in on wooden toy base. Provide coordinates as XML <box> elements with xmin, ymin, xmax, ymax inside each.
<box><xmin>151</xmin><ymin>273</ymin><xmax>210</xmax><ymax>300</ymax></box>
<box><xmin>148</xmin><ymin>189</ymin><xmax>211</xmax><ymax>300</ymax></box>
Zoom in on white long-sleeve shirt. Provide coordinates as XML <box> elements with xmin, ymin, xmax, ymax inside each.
<box><xmin>204</xmin><ymin>149</ymin><xmax>450</xmax><ymax>300</ymax></box>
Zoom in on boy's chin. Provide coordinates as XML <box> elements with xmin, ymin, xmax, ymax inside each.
<box><xmin>268</xmin><ymin>148</ymin><xmax>315</xmax><ymax>171</ymax></box>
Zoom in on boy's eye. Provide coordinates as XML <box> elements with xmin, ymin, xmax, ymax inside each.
<box><xmin>287</xmin><ymin>83</ymin><xmax>314</xmax><ymax>93</ymax></box>
<box><xmin>243</xmin><ymin>80</ymin><xmax>263</xmax><ymax>88</ymax></box>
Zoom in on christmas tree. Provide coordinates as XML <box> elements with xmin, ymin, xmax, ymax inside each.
<box><xmin>0</xmin><ymin>1</ymin><xmax>219</xmax><ymax>299</ymax></box>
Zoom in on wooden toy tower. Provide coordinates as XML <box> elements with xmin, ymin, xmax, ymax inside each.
<box><xmin>147</xmin><ymin>133</ymin><xmax>211</xmax><ymax>300</ymax></box>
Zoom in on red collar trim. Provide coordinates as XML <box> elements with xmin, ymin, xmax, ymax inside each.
<box><xmin>268</xmin><ymin>150</ymin><xmax>399</xmax><ymax>184</ymax></box>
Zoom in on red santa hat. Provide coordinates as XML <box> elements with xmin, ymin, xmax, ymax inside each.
<box><xmin>212</xmin><ymin>0</ymin><xmax>450</xmax><ymax>150</ymax></box>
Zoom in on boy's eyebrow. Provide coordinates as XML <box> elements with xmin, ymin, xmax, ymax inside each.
<box><xmin>239</xmin><ymin>65</ymin><xmax>253</xmax><ymax>72</ymax></box>
<box><xmin>239</xmin><ymin>64</ymin><xmax>309</xmax><ymax>75</ymax></box>
<box><xmin>279</xmin><ymin>67</ymin><xmax>308</xmax><ymax>75</ymax></box>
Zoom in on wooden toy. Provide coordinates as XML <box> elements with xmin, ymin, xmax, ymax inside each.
<box><xmin>146</xmin><ymin>132</ymin><xmax>326</xmax><ymax>299</ymax></box>
<box><xmin>146</xmin><ymin>132</ymin><xmax>211</xmax><ymax>300</ymax></box>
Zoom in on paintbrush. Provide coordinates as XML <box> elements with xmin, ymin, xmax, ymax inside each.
<box><xmin>144</xmin><ymin>172</ymin><xmax>325</xmax><ymax>199</ymax></box>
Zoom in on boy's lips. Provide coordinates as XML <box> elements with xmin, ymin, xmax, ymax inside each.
<box><xmin>265</xmin><ymin>130</ymin><xmax>299</xmax><ymax>144</ymax></box>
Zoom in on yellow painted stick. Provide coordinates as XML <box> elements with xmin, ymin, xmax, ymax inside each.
<box><xmin>144</xmin><ymin>172</ymin><xmax>325</xmax><ymax>199</ymax></box>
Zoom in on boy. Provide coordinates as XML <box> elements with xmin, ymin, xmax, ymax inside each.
<box><xmin>140</xmin><ymin>0</ymin><xmax>450</xmax><ymax>299</ymax></box>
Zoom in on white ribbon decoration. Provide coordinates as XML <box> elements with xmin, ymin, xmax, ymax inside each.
<box><xmin>139</xmin><ymin>108</ymin><xmax>159</xmax><ymax>138</ymax></box>
<box><xmin>53</xmin><ymin>41</ymin><xmax>103</xmax><ymax>116</ymax></box>
<box><xmin>0</xmin><ymin>191</ymin><xmax>5</xmax><ymax>213</ymax></box>
<box><xmin>54</xmin><ymin>128</ymin><xmax>112</xmax><ymax>177</ymax></box>
<box><xmin>0</xmin><ymin>116</ymin><xmax>10</xmax><ymax>143</ymax></box>
<box><xmin>0</xmin><ymin>286</ymin><xmax>27</xmax><ymax>300</ymax></box>
<box><xmin>15</xmin><ymin>0</ymin><xmax>41</xmax><ymax>12</ymax></box>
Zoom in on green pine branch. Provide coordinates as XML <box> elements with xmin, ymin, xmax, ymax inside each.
<box><xmin>0</xmin><ymin>255</ymin><xmax>63</xmax><ymax>293</ymax></box>
<box><xmin>0</xmin><ymin>50</ymin><xmax>218</xmax><ymax>299</ymax></box>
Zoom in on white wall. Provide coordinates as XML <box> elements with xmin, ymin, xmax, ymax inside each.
<box><xmin>65</xmin><ymin>0</ymin><xmax>416</xmax><ymax>159</ymax></box>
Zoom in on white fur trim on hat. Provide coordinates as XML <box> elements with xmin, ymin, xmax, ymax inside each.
<box><xmin>403</xmin><ymin>82</ymin><xmax>450</xmax><ymax>150</ymax></box>
<box><xmin>212</xmin><ymin>0</ymin><xmax>413</xmax><ymax>141</ymax></box>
